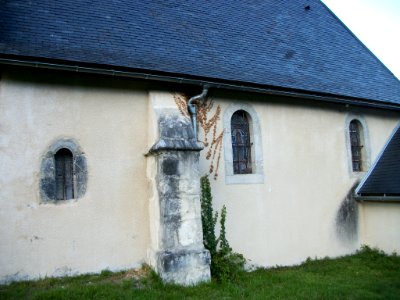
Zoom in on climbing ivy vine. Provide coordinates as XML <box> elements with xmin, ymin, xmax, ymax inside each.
<box><xmin>200</xmin><ymin>175</ymin><xmax>246</xmax><ymax>282</ymax></box>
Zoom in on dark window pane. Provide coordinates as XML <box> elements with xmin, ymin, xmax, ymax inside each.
<box><xmin>55</xmin><ymin>148</ymin><xmax>74</xmax><ymax>200</ymax></box>
<box><xmin>231</xmin><ymin>110</ymin><xmax>252</xmax><ymax>174</ymax></box>
<box><xmin>349</xmin><ymin>120</ymin><xmax>363</xmax><ymax>172</ymax></box>
<box><xmin>55</xmin><ymin>154</ymin><xmax>65</xmax><ymax>200</ymax></box>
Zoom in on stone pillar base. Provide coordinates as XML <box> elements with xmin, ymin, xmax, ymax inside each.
<box><xmin>157</xmin><ymin>249</ymin><xmax>211</xmax><ymax>286</ymax></box>
<box><xmin>147</xmin><ymin>102</ymin><xmax>211</xmax><ymax>285</ymax></box>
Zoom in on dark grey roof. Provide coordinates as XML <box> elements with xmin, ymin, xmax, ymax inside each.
<box><xmin>1</xmin><ymin>0</ymin><xmax>400</xmax><ymax>105</ymax></box>
<box><xmin>356</xmin><ymin>124</ymin><xmax>400</xmax><ymax>196</ymax></box>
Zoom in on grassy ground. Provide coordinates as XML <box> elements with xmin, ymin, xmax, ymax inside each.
<box><xmin>1</xmin><ymin>247</ymin><xmax>400</xmax><ymax>299</ymax></box>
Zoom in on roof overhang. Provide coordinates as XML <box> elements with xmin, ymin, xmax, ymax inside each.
<box><xmin>355</xmin><ymin>195</ymin><xmax>400</xmax><ymax>203</ymax></box>
<box><xmin>2</xmin><ymin>55</ymin><xmax>400</xmax><ymax>111</ymax></box>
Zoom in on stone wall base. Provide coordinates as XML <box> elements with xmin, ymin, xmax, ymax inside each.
<box><xmin>157</xmin><ymin>249</ymin><xmax>211</xmax><ymax>286</ymax></box>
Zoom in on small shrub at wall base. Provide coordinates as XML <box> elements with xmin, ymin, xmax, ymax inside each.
<box><xmin>200</xmin><ymin>175</ymin><xmax>246</xmax><ymax>282</ymax></box>
<box><xmin>357</xmin><ymin>244</ymin><xmax>397</xmax><ymax>260</ymax></box>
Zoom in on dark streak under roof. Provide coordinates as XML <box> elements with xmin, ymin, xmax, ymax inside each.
<box><xmin>1</xmin><ymin>0</ymin><xmax>400</xmax><ymax>106</ymax></box>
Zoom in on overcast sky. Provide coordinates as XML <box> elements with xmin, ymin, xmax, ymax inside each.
<box><xmin>322</xmin><ymin>0</ymin><xmax>400</xmax><ymax>79</ymax></box>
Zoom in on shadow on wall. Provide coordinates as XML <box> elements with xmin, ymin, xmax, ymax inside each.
<box><xmin>336</xmin><ymin>182</ymin><xmax>359</xmax><ymax>245</ymax></box>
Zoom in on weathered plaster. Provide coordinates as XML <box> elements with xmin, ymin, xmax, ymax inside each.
<box><xmin>0</xmin><ymin>70</ymin><xmax>150</xmax><ymax>283</ymax></box>
<box><xmin>1</xmin><ymin>70</ymin><xmax>400</xmax><ymax>283</ymax></box>
<box><xmin>335</xmin><ymin>182</ymin><xmax>359</xmax><ymax>245</ymax></box>
<box><xmin>199</xmin><ymin>92</ymin><xmax>400</xmax><ymax>267</ymax></box>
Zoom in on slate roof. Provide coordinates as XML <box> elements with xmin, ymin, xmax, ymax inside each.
<box><xmin>1</xmin><ymin>0</ymin><xmax>400</xmax><ymax>106</ymax></box>
<box><xmin>356</xmin><ymin>124</ymin><xmax>400</xmax><ymax>196</ymax></box>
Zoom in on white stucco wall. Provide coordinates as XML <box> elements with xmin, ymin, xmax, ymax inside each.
<box><xmin>197</xmin><ymin>91</ymin><xmax>400</xmax><ymax>267</ymax></box>
<box><xmin>1</xmin><ymin>70</ymin><xmax>399</xmax><ymax>282</ymax></box>
<box><xmin>0</xmin><ymin>70</ymin><xmax>150</xmax><ymax>282</ymax></box>
<box><xmin>359</xmin><ymin>203</ymin><xmax>400</xmax><ymax>253</ymax></box>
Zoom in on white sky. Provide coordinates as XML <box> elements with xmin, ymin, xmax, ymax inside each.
<box><xmin>322</xmin><ymin>0</ymin><xmax>400</xmax><ymax>79</ymax></box>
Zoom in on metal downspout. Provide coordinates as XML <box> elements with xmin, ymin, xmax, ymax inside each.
<box><xmin>187</xmin><ymin>85</ymin><xmax>209</xmax><ymax>140</ymax></box>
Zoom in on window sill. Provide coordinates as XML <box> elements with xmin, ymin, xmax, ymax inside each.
<box><xmin>225</xmin><ymin>173</ymin><xmax>264</xmax><ymax>185</ymax></box>
<box><xmin>350</xmin><ymin>170</ymin><xmax>367</xmax><ymax>179</ymax></box>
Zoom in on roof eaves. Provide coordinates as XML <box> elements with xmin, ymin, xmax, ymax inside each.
<box><xmin>1</xmin><ymin>55</ymin><xmax>400</xmax><ymax>111</ymax></box>
<box><xmin>355</xmin><ymin>195</ymin><xmax>400</xmax><ymax>203</ymax></box>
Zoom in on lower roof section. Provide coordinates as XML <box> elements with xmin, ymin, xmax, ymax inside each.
<box><xmin>356</xmin><ymin>124</ymin><xmax>400</xmax><ymax>196</ymax></box>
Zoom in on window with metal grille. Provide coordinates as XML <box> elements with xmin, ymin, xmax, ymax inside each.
<box><xmin>231</xmin><ymin>110</ymin><xmax>252</xmax><ymax>174</ymax></box>
<box><xmin>349</xmin><ymin>120</ymin><xmax>363</xmax><ymax>172</ymax></box>
<box><xmin>55</xmin><ymin>148</ymin><xmax>74</xmax><ymax>200</ymax></box>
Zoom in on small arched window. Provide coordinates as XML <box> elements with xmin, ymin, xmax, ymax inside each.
<box><xmin>40</xmin><ymin>139</ymin><xmax>87</xmax><ymax>202</ymax></box>
<box><xmin>55</xmin><ymin>148</ymin><xmax>74</xmax><ymax>200</ymax></box>
<box><xmin>231</xmin><ymin>110</ymin><xmax>252</xmax><ymax>174</ymax></box>
<box><xmin>349</xmin><ymin>120</ymin><xmax>364</xmax><ymax>172</ymax></box>
<box><xmin>224</xmin><ymin>103</ymin><xmax>263</xmax><ymax>184</ymax></box>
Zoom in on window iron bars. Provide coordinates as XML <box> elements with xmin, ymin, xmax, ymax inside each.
<box><xmin>55</xmin><ymin>148</ymin><xmax>74</xmax><ymax>200</ymax></box>
<box><xmin>231</xmin><ymin>111</ymin><xmax>252</xmax><ymax>174</ymax></box>
<box><xmin>349</xmin><ymin>120</ymin><xmax>363</xmax><ymax>172</ymax></box>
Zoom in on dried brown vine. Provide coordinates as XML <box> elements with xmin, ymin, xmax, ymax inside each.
<box><xmin>173</xmin><ymin>92</ymin><xmax>223</xmax><ymax>180</ymax></box>
<box><xmin>173</xmin><ymin>93</ymin><xmax>190</xmax><ymax>117</ymax></box>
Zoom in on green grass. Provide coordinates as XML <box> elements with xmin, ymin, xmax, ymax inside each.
<box><xmin>1</xmin><ymin>246</ymin><xmax>400</xmax><ymax>299</ymax></box>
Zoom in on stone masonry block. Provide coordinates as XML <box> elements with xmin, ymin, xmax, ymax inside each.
<box><xmin>157</xmin><ymin>249</ymin><xmax>211</xmax><ymax>286</ymax></box>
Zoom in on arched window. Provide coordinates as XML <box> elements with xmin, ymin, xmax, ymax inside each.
<box><xmin>223</xmin><ymin>103</ymin><xmax>264</xmax><ymax>184</ymax></box>
<box><xmin>55</xmin><ymin>148</ymin><xmax>74</xmax><ymax>200</ymax></box>
<box><xmin>231</xmin><ymin>110</ymin><xmax>252</xmax><ymax>174</ymax></box>
<box><xmin>349</xmin><ymin>120</ymin><xmax>364</xmax><ymax>172</ymax></box>
<box><xmin>40</xmin><ymin>139</ymin><xmax>87</xmax><ymax>202</ymax></box>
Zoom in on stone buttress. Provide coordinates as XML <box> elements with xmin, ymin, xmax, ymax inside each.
<box><xmin>146</xmin><ymin>92</ymin><xmax>211</xmax><ymax>285</ymax></box>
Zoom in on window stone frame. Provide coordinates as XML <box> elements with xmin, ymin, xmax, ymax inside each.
<box><xmin>223</xmin><ymin>103</ymin><xmax>264</xmax><ymax>184</ymax></box>
<box><xmin>40</xmin><ymin>138</ymin><xmax>88</xmax><ymax>202</ymax></box>
<box><xmin>345</xmin><ymin>114</ymin><xmax>371</xmax><ymax>177</ymax></box>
